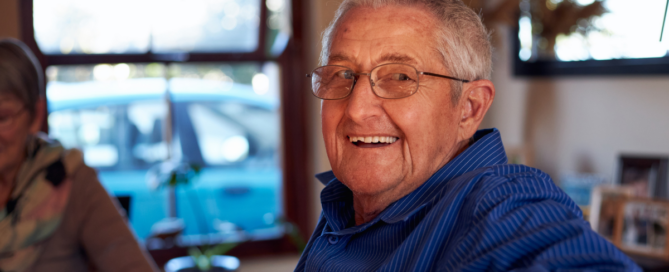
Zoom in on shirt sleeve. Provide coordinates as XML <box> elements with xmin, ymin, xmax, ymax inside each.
<box><xmin>72</xmin><ymin>166</ymin><xmax>160</xmax><ymax>272</ymax></box>
<box><xmin>448</xmin><ymin>172</ymin><xmax>641</xmax><ymax>272</ymax></box>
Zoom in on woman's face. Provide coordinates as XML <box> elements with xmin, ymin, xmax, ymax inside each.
<box><xmin>0</xmin><ymin>93</ymin><xmax>42</xmax><ymax>176</ymax></box>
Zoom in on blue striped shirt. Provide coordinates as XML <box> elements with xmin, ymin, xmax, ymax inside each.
<box><xmin>295</xmin><ymin>128</ymin><xmax>640</xmax><ymax>271</ymax></box>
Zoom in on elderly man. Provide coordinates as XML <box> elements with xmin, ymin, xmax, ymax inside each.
<box><xmin>295</xmin><ymin>0</ymin><xmax>640</xmax><ymax>271</ymax></box>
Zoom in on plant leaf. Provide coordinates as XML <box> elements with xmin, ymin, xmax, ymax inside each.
<box><xmin>206</xmin><ymin>242</ymin><xmax>238</xmax><ymax>257</ymax></box>
<box><xmin>168</xmin><ymin>172</ymin><xmax>178</xmax><ymax>187</ymax></box>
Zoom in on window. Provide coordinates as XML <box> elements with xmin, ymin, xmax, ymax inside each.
<box><xmin>33</xmin><ymin>0</ymin><xmax>262</xmax><ymax>54</ymax></box>
<box><xmin>514</xmin><ymin>0</ymin><xmax>669</xmax><ymax>76</ymax></box>
<box><xmin>22</xmin><ymin>0</ymin><xmax>311</xmax><ymax>259</ymax></box>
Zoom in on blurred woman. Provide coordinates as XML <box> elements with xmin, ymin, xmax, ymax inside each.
<box><xmin>0</xmin><ymin>38</ymin><xmax>158</xmax><ymax>272</ymax></box>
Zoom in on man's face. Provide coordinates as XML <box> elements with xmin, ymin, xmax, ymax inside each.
<box><xmin>322</xmin><ymin>5</ymin><xmax>468</xmax><ymax>199</ymax></box>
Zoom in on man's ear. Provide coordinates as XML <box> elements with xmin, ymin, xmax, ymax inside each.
<box><xmin>29</xmin><ymin>97</ymin><xmax>46</xmax><ymax>134</ymax></box>
<box><xmin>457</xmin><ymin>79</ymin><xmax>495</xmax><ymax>141</ymax></box>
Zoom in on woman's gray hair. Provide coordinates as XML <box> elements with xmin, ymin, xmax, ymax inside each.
<box><xmin>0</xmin><ymin>38</ymin><xmax>45</xmax><ymax>115</ymax></box>
<box><xmin>320</xmin><ymin>0</ymin><xmax>492</xmax><ymax>102</ymax></box>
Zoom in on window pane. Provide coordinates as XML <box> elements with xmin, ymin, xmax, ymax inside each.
<box><xmin>168</xmin><ymin>62</ymin><xmax>282</xmax><ymax>240</ymax></box>
<box><xmin>47</xmin><ymin>64</ymin><xmax>169</xmax><ymax>172</ymax></box>
<box><xmin>265</xmin><ymin>0</ymin><xmax>292</xmax><ymax>56</ymax></box>
<box><xmin>518</xmin><ymin>0</ymin><xmax>669</xmax><ymax>62</ymax></box>
<box><xmin>46</xmin><ymin>62</ymin><xmax>283</xmax><ymax>242</ymax></box>
<box><xmin>34</xmin><ymin>0</ymin><xmax>261</xmax><ymax>54</ymax></box>
<box><xmin>47</xmin><ymin>63</ymin><xmax>171</xmax><ymax>240</ymax></box>
<box><xmin>48</xmin><ymin>101</ymin><xmax>169</xmax><ymax>170</ymax></box>
<box><xmin>34</xmin><ymin>0</ymin><xmax>152</xmax><ymax>54</ymax></box>
<box><xmin>152</xmin><ymin>0</ymin><xmax>261</xmax><ymax>53</ymax></box>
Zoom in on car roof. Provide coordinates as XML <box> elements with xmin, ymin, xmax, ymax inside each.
<box><xmin>47</xmin><ymin>78</ymin><xmax>279</xmax><ymax>112</ymax></box>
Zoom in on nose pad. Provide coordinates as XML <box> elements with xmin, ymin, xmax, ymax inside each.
<box><xmin>350</xmin><ymin>74</ymin><xmax>374</xmax><ymax>95</ymax></box>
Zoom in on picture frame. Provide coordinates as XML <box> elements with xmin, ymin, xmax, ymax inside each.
<box><xmin>618</xmin><ymin>199</ymin><xmax>669</xmax><ymax>259</ymax></box>
<box><xmin>617</xmin><ymin>155</ymin><xmax>669</xmax><ymax>199</ymax></box>
<box><xmin>589</xmin><ymin>185</ymin><xmax>634</xmax><ymax>242</ymax></box>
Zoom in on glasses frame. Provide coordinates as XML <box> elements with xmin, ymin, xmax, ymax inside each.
<box><xmin>306</xmin><ymin>63</ymin><xmax>470</xmax><ymax>100</ymax></box>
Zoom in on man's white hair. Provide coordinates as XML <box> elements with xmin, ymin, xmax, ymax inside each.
<box><xmin>320</xmin><ymin>0</ymin><xmax>492</xmax><ymax>102</ymax></box>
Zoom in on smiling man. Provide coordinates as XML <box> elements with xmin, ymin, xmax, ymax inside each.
<box><xmin>295</xmin><ymin>0</ymin><xmax>640</xmax><ymax>271</ymax></box>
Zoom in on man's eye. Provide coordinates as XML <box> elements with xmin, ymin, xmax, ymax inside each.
<box><xmin>391</xmin><ymin>73</ymin><xmax>412</xmax><ymax>81</ymax></box>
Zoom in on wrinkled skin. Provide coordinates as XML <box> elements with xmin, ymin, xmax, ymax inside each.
<box><xmin>321</xmin><ymin>5</ymin><xmax>495</xmax><ymax>224</ymax></box>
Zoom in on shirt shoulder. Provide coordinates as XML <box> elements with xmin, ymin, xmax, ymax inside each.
<box><xmin>439</xmin><ymin>164</ymin><xmax>640</xmax><ymax>271</ymax></box>
<box><xmin>462</xmin><ymin>164</ymin><xmax>583</xmax><ymax>221</ymax></box>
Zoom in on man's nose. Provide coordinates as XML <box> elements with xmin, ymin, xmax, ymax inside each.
<box><xmin>345</xmin><ymin>75</ymin><xmax>383</xmax><ymax>122</ymax></box>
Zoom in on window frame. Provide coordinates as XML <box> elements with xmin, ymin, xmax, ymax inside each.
<box><xmin>20</xmin><ymin>0</ymin><xmax>313</xmax><ymax>264</ymax></box>
<box><xmin>512</xmin><ymin>28</ymin><xmax>669</xmax><ymax>77</ymax></box>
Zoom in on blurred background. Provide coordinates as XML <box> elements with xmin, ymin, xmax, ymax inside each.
<box><xmin>1</xmin><ymin>0</ymin><xmax>669</xmax><ymax>270</ymax></box>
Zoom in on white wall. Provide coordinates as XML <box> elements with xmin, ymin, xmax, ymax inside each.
<box><xmin>486</xmin><ymin>26</ymin><xmax>669</xmax><ymax>185</ymax></box>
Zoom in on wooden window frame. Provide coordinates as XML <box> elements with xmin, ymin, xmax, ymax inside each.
<box><xmin>20</xmin><ymin>0</ymin><xmax>312</xmax><ymax>265</ymax></box>
<box><xmin>512</xmin><ymin>28</ymin><xmax>669</xmax><ymax>77</ymax></box>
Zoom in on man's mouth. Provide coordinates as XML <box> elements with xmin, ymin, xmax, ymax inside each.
<box><xmin>348</xmin><ymin>136</ymin><xmax>399</xmax><ymax>147</ymax></box>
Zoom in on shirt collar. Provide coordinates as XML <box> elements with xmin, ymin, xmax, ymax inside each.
<box><xmin>316</xmin><ymin>128</ymin><xmax>507</xmax><ymax>232</ymax></box>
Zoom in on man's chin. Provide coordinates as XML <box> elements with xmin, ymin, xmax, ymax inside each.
<box><xmin>335</xmin><ymin>168</ymin><xmax>403</xmax><ymax>196</ymax></box>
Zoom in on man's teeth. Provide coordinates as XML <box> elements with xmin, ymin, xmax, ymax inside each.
<box><xmin>348</xmin><ymin>136</ymin><xmax>398</xmax><ymax>143</ymax></box>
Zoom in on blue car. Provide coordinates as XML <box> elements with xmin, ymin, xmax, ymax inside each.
<box><xmin>47</xmin><ymin>77</ymin><xmax>283</xmax><ymax>242</ymax></box>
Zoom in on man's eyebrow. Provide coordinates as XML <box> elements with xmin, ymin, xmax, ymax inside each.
<box><xmin>377</xmin><ymin>53</ymin><xmax>417</xmax><ymax>64</ymax></box>
<box><xmin>328</xmin><ymin>54</ymin><xmax>351</xmax><ymax>63</ymax></box>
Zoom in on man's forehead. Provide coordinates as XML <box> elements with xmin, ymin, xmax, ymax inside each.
<box><xmin>340</xmin><ymin>5</ymin><xmax>434</xmax><ymax>28</ymax></box>
<box><xmin>327</xmin><ymin>5</ymin><xmax>442</xmax><ymax>68</ymax></box>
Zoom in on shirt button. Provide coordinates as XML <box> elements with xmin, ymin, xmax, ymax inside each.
<box><xmin>328</xmin><ymin>236</ymin><xmax>339</xmax><ymax>245</ymax></box>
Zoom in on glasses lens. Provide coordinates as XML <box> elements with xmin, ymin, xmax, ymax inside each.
<box><xmin>311</xmin><ymin>66</ymin><xmax>355</xmax><ymax>99</ymax></box>
<box><xmin>372</xmin><ymin>64</ymin><xmax>418</xmax><ymax>99</ymax></box>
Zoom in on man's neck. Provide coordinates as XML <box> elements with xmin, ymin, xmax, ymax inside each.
<box><xmin>352</xmin><ymin>194</ymin><xmax>393</xmax><ymax>225</ymax></box>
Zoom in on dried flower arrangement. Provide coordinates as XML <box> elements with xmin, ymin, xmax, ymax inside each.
<box><xmin>465</xmin><ymin>0</ymin><xmax>608</xmax><ymax>59</ymax></box>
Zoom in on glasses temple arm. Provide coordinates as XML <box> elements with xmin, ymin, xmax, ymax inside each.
<box><xmin>421</xmin><ymin>72</ymin><xmax>470</xmax><ymax>83</ymax></box>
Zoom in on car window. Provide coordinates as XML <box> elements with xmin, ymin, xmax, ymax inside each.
<box><xmin>128</xmin><ymin>101</ymin><xmax>169</xmax><ymax>165</ymax></box>
<box><xmin>184</xmin><ymin>101</ymin><xmax>279</xmax><ymax>167</ymax></box>
<box><xmin>48</xmin><ymin>100</ymin><xmax>168</xmax><ymax>170</ymax></box>
<box><xmin>49</xmin><ymin>106</ymin><xmax>119</xmax><ymax>167</ymax></box>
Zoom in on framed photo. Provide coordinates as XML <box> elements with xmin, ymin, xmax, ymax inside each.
<box><xmin>619</xmin><ymin>199</ymin><xmax>669</xmax><ymax>259</ymax></box>
<box><xmin>618</xmin><ymin>156</ymin><xmax>669</xmax><ymax>199</ymax></box>
<box><xmin>589</xmin><ymin>185</ymin><xmax>634</xmax><ymax>241</ymax></box>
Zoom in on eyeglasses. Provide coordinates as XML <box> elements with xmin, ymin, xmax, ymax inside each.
<box><xmin>0</xmin><ymin>107</ymin><xmax>26</xmax><ymax>130</ymax></box>
<box><xmin>306</xmin><ymin>63</ymin><xmax>469</xmax><ymax>100</ymax></box>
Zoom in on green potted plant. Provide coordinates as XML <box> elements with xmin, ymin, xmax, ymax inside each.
<box><xmin>164</xmin><ymin>243</ymin><xmax>240</xmax><ymax>272</ymax></box>
<box><xmin>148</xmin><ymin>162</ymin><xmax>243</xmax><ymax>271</ymax></box>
